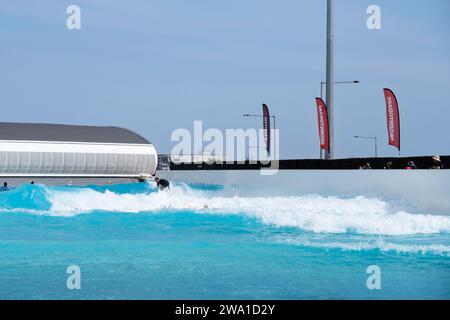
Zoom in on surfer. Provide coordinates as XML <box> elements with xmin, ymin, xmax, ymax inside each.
<box><xmin>154</xmin><ymin>177</ymin><xmax>170</xmax><ymax>190</ymax></box>
<box><xmin>0</xmin><ymin>182</ymin><xmax>10</xmax><ymax>192</ymax></box>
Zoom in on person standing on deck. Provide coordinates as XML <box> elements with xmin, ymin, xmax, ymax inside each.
<box><xmin>430</xmin><ymin>155</ymin><xmax>443</xmax><ymax>170</ymax></box>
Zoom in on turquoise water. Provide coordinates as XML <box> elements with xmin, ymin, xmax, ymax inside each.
<box><xmin>0</xmin><ymin>182</ymin><xmax>449</xmax><ymax>299</ymax></box>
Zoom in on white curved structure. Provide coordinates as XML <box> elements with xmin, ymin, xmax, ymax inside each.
<box><xmin>0</xmin><ymin>122</ymin><xmax>157</xmax><ymax>186</ymax></box>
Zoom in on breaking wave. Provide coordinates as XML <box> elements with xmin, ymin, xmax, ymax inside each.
<box><xmin>1</xmin><ymin>183</ymin><xmax>450</xmax><ymax>237</ymax></box>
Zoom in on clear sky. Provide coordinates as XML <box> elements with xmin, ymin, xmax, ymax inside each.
<box><xmin>1</xmin><ymin>0</ymin><xmax>449</xmax><ymax>159</ymax></box>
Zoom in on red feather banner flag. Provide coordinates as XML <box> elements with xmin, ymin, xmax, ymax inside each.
<box><xmin>262</xmin><ymin>104</ymin><xmax>271</xmax><ymax>154</ymax></box>
<box><xmin>315</xmin><ymin>98</ymin><xmax>330</xmax><ymax>153</ymax></box>
<box><xmin>383</xmin><ymin>88</ymin><xmax>401</xmax><ymax>151</ymax></box>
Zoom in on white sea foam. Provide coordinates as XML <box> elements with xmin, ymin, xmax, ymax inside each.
<box><xmin>281</xmin><ymin>237</ymin><xmax>450</xmax><ymax>256</ymax></box>
<box><xmin>40</xmin><ymin>184</ymin><xmax>450</xmax><ymax>236</ymax></box>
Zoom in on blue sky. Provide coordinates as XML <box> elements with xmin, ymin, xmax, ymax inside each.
<box><xmin>1</xmin><ymin>0</ymin><xmax>449</xmax><ymax>159</ymax></box>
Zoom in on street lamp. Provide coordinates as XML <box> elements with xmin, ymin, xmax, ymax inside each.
<box><xmin>354</xmin><ymin>135</ymin><xmax>378</xmax><ymax>158</ymax></box>
<box><xmin>320</xmin><ymin>80</ymin><xmax>360</xmax><ymax>100</ymax></box>
<box><xmin>243</xmin><ymin>112</ymin><xmax>276</xmax><ymax>156</ymax></box>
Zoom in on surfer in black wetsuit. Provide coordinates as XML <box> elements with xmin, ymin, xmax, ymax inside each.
<box><xmin>0</xmin><ymin>182</ymin><xmax>10</xmax><ymax>192</ymax></box>
<box><xmin>154</xmin><ymin>177</ymin><xmax>170</xmax><ymax>191</ymax></box>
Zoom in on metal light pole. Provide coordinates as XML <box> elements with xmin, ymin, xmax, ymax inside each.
<box><xmin>354</xmin><ymin>135</ymin><xmax>378</xmax><ymax>158</ymax></box>
<box><xmin>325</xmin><ymin>0</ymin><xmax>334</xmax><ymax>159</ymax></box>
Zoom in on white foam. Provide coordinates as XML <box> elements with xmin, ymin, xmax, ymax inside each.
<box><xmin>41</xmin><ymin>184</ymin><xmax>450</xmax><ymax>236</ymax></box>
<box><xmin>282</xmin><ymin>237</ymin><xmax>450</xmax><ymax>256</ymax></box>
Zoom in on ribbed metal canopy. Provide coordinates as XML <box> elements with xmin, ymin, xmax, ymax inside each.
<box><xmin>0</xmin><ymin>122</ymin><xmax>150</xmax><ymax>144</ymax></box>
